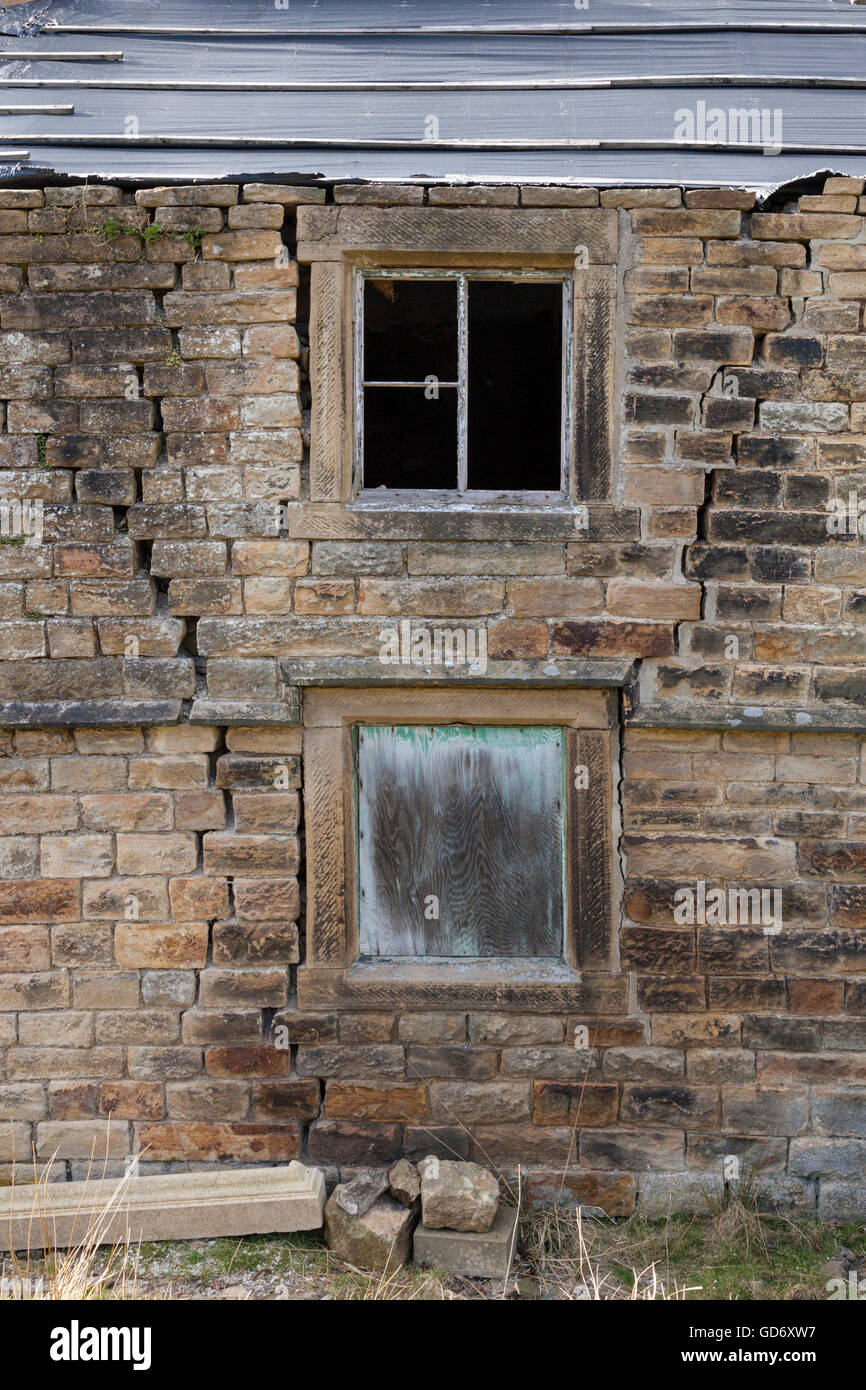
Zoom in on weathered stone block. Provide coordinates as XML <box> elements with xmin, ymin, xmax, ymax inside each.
<box><xmin>325</xmin><ymin>1081</ymin><xmax>427</xmax><ymax>1123</ymax></box>
<box><xmin>418</xmin><ymin>1157</ymin><xmax>499</xmax><ymax>1232</ymax></box>
<box><xmin>414</xmin><ymin>1204</ymin><xmax>518</xmax><ymax>1279</ymax></box>
<box><xmin>324</xmin><ymin>1188</ymin><xmax>416</xmax><ymax>1270</ymax></box>
<box><xmin>524</xmin><ymin>1169</ymin><xmax>636</xmax><ymax>1216</ymax></box>
<box><xmin>308</xmin><ymin>1120</ymin><xmax>402</xmax><ymax>1166</ymax></box>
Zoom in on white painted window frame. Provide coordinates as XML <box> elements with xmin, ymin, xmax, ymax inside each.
<box><xmin>353</xmin><ymin>266</ymin><xmax>574</xmax><ymax>505</ymax></box>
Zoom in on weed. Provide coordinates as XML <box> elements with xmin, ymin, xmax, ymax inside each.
<box><xmin>1</xmin><ymin>1144</ymin><xmax>139</xmax><ymax>1301</ymax></box>
<box><xmin>98</xmin><ymin>215</ymin><xmax>124</xmax><ymax>241</ymax></box>
<box><xmin>100</xmin><ymin>216</ymin><xmax>159</xmax><ymax>243</ymax></box>
<box><xmin>183</xmin><ymin>228</ymin><xmax>206</xmax><ymax>254</ymax></box>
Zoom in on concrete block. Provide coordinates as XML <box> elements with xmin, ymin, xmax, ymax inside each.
<box><xmin>413</xmin><ymin>1204</ymin><xmax>518</xmax><ymax>1278</ymax></box>
<box><xmin>0</xmin><ymin>1161</ymin><xmax>324</xmax><ymax>1250</ymax></box>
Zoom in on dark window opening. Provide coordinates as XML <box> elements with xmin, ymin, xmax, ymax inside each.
<box><xmin>363</xmin><ymin>386</ymin><xmax>456</xmax><ymax>490</ymax></box>
<box><xmin>467</xmin><ymin>280</ymin><xmax>562</xmax><ymax>491</ymax></box>
<box><xmin>364</xmin><ymin>277</ymin><xmax>458</xmax><ymax>382</ymax></box>
<box><xmin>360</xmin><ymin>273</ymin><xmax>565</xmax><ymax>494</ymax></box>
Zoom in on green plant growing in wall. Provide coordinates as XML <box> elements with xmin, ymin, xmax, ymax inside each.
<box><xmin>183</xmin><ymin>228</ymin><xmax>206</xmax><ymax>254</ymax></box>
<box><xmin>99</xmin><ymin>216</ymin><xmax>162</xmax><ymax>242</ymax></box>
<box><xmin>96</xmin><ymin>216</ymin><xmax>198</xmax><ymax>250</ymax></box>
<box><xmin>98</xmin><ymin>215</ymin><xmax>125</xmax><ymax>241</ymax></box>
<box><xmin>36</xmin><ymin>434</ymin><xmax>48</xmax><ymax>469</ymax></box>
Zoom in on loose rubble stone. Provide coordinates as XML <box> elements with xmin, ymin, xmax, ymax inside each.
<box><xmin>388</xmin><ymin>1158</ymin><xmax>420</xmax><ymax>1206</ymax></box>
<box><xmin>418</xmin><ymin>1157</ymin><xmax>500</xmax><ymax>1232</ymax></box>
<box><xmin>324</xmin><ymin>1188</ymin><xmax>416</xmax><ymax>1271</ymax></box>
<box><xmin>334</xmin><ymin>1168</ymin><xmax>388</xmax><ymax>1217</ymax></box>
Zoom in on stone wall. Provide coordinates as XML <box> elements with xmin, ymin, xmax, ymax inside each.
<box><xmin>0</xmin><ymin>175</ymin><xmax>865</xmax><ymax>1217</ymax></box>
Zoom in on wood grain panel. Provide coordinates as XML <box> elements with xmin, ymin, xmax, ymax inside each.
<box><xmin>301</xmin><ymin>684</ymin><xmax>619</xmax><ymax>1000</ymax></box>
<box><xmin>357</xmin><ymin>724</ymin><xmax>564</xmax><ymax>957</ymax></box>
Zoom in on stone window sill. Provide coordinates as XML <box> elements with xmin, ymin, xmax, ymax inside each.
<box><xmin>296</xmin><ymin>959</ymin><xmax>626</xmax><ymax>1014</ymax></box>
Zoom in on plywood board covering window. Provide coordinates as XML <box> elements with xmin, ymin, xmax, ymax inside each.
<box><xmin>297</xmin><ymin>685</ymin><xmax>618</xmax><ymax>1012</ymax></box>
<box><xmin>356</xmin><ymin>724</ymin><xmax>565</xmax><ymax>958</ymax></box>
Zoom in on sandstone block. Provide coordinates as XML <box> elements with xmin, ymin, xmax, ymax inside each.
<box><xmin>389</xmin><ymin>1159</ymin><xmax>420</xmax><ymax>1206</ymax></box>
<box><xmin>325</xmin><ymin>1081</ymin><xmax>427</xmax><ymax>1123</ymax></box>
<box><xmin>335</xmin><ymin>1169</ymin><xmax>389</xmax><ymax>1217</ymax></box>
<box><xmin>414</xmin><ymin>1204</ymin><xmax>518</xmax><ymax>1279</ymax></box>
<box><xmin>418</xmin><ymin>1157</ymin><xmax>499</xmax><ymax>1232</ymax></box>
<box><xmin>324</xmin><ymin>1189</ymin><xmax>416</xmax><ymax>1271</ymax></box>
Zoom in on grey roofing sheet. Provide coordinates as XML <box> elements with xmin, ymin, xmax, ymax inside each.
<box><xmin>1</xmin><ymin>0</ymin><xmax>865</xmax><ymax>190</ymax></box>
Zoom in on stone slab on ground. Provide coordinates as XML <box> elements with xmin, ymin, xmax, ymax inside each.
<box><xmin>324</xmin><ymin>1188</ymin><xmax>417</xmax><ymax>1270</ymax></box>
<box><xmin>0</xmin><ymin>1162</ymin><xmax>325</xmax><ymax>1251</ymax></box>
<box><xmin>413</xmin><ymin>1204</ymin><xmax>518</xmax><ymax>1278</ymax></box>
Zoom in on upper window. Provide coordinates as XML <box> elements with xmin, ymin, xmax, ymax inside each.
<box><xmin>295</xmin><ymin>201</ymin><xmax>618</xmax><ymax>516</ymax></box>
<box><xmin>357</xmin><ymin>271</ymin><xmax>571</xmax><ymax>497</ymax></box>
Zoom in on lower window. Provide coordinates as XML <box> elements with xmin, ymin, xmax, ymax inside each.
<box><xmin>356</xmin><ymin>724</ymin><xmax>565</xmax><ymax>959</ymax></box>
<box><xmin>298</xmin><ymin>685</ymin><xmax>616</xmax><ymax>1011</ymax></box>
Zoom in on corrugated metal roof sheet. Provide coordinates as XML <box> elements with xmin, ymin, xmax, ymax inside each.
<box><xmin>1</xmin><ymin>0</ymin><xmax>865</xmax><ymax>190</ymax></box>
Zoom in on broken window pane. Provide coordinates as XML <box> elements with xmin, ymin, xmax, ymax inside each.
<box><xmin>467</xmin><ymin>279</ymin><xmax>563</xmax><ymax>491</ymax></box>
<box><xmin>363</xmin><ymin>277</ymin><xmax>458</xmax><ymax>382</ymax></box>
<box><xmin>363</xmin><ymin>386</ymin><xmax>457</xmax><ymax>489</ymax></box>
<box><xmin>360</xmin><ymin>273</ymin><xmax>565</xmax><ymax>493</ymax></box>
<box><xmin>357</xmin><ymin>724</ymin><xmax>565</xmax><ymax>958</ymax></box>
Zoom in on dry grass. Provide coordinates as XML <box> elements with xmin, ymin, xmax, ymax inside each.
<box><xmin>336</xmin><ymin>1260</ymin><xmax>458</xmax><ymax>1300</ymax></box>
<box><xmin>13</xmin><ymin>1184</ymin><xmax>858</xmax><ymax>1301</ymax></box>
<box><xmin>518</xmin><ymin>1203</ymin><xmax>702</xmax><ymax>1300</ymax></box>
<box><xmin>1</xmin><ymin>1093</ymin><xmax>859</xmax><ymax>1301</ymax></box>
<box><xmin>1</xmin><ymin>1141</ymin><xmax>140</xmax><ymax>1302</ymax></box>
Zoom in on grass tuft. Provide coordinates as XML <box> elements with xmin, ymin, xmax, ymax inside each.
<box><xmin>1</xmin><ymin>1143</ymin><xmax>139</xmax><ymax>1301</ymax></box>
